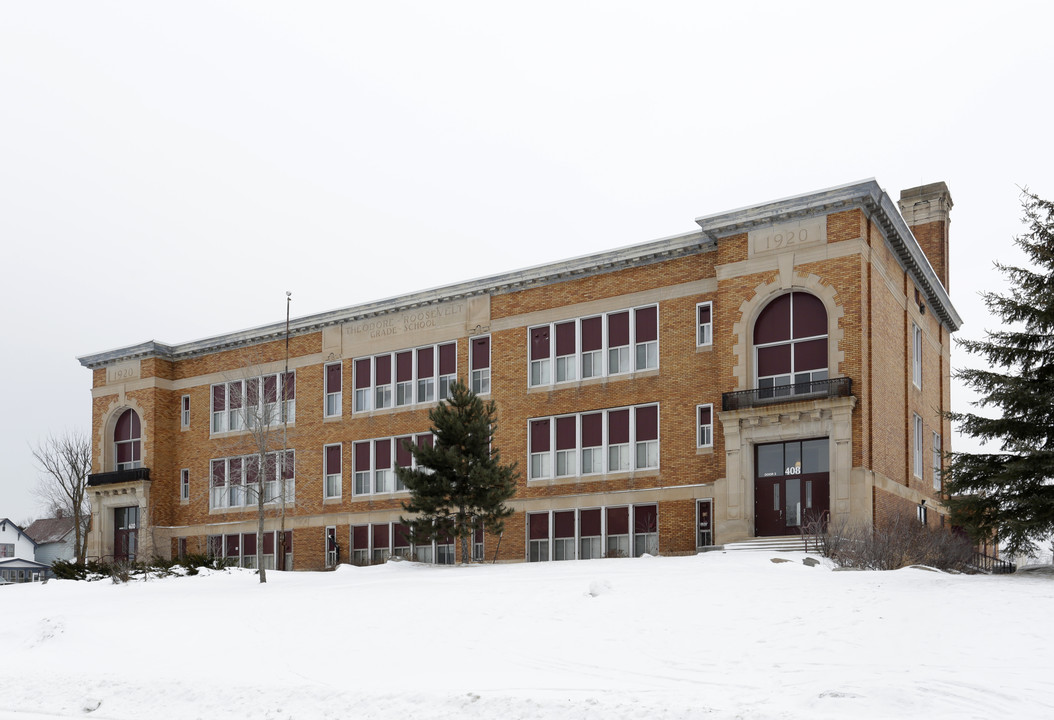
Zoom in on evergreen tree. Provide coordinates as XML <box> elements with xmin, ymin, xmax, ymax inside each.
<box><xmin>945</xmin><ymin>190</ymin><xmax>1054</xmax><ymax>556</ymax></box>
<box><xmin>398</xmin><ymin>381</ymin><xmax>518</xmax><ymax>563</ymax></box>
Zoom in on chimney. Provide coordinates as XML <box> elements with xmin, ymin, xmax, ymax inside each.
<box><xmin>898</xmin><ymin>182</ymin><xmax>953</xmax><ymax>291</ymax></box>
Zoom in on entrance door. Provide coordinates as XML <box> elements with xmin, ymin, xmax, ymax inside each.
<box><xmin>754</xmin><ymin>439</ymin><xmax>829</xmax><ymax>536</ymax></box>
<box><xmin>114</xmin><ymin>506</ymin><xmax>139</xmax><ymax>561</ymax></box>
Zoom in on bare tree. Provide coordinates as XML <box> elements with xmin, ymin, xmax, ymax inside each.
<box><xmin>32</xmin><ymin>431</ymin><xmax>92</xmax><ymax>563</ymax></box>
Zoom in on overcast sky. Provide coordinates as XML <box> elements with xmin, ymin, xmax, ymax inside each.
<box><xmin>2</xmin><ymin>2</ymin><xmax>1051</xmax><ymax>523</ymax></box>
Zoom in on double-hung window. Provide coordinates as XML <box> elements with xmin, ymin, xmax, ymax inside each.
<box><xmin>353</xmin><ymin>433</ymin><xmax>432</xmax><ymax>496</ymax></box>
<box><xmin>471</xmin><ymin>336</ymin><xmax>491</xmax><ymax>394</ymax></box>
<box><xmin>324</xmin><ymin>363</ymin><xmax>342</xmax><ymax>417</ymax></box>
<box><xmin>417</xmin><ymin>347</ymin><xmax>435</xmax><ymax>403</ymax></box>
<box><xmin>529</xmin><ymin>419</ymin><xmax>551</xmax><ymax>480</ymax></box>
<box><xmin>580</xmin><ymin>412</ymin><xmax>603</xmax><ymax>474</ymax></box>
<box><xmin>912</xmin><ymin>322</ymin><xmax>923</xmax><ymax>388</ymax></box>
<box><xmin>697</xmin><ymin>404</ymin><xmax>713</xmax><ymax>448</ymax></box>
<box><xmin>209</xmin><ymin>450</ymin><xmax>295</xmax><ymax>510</ymax></box>
<box><xmin>375</xmin><ymin>355</ymin><xmax>393</xmax><ymax>409</ymax></box>
<box><xmin>395</xmin><ymin>351</ymin><xmax>414</xmax><ymax>407</ymax></box>
<box><xmin>180</xmin><ymin>469</ymin><xmax>189</xmax><ymax>501</ymax></box>
<box><xmin>913</xmin><ymin>414</ymin><xmax>924</xmax><ymax>478</ymax></box>
<box><xmin>354</xmin><ymin>358</ymin><xmax>371</xmax><ymax>412</ymax></box>
<box><xmin>210</xmin><ymin>372</ymin><xmax>295</xmax><ymax>434</ymax></box>
<box><xmin>438</xmin><ymin>343</ymin><xmax>457</xmax><ymax>400</ymax></box>
<box><xmin>555</xmin><ymin>416</ymin><xmax>577</xmax><ymax>477</ymax></box>
<box><xmin>529</xmin><ymin>404</ymin><xmax>659</xmax><ymax>479</ymax></box>
<box><xmin>324</xmin><ymin>444</ymin><xmax>341</xmax><ymax>499</ymax></box>
<box><xmin>354</xmin><ymin>342</ymin><xmax>458</xmax><ymax>412</ymax></box>
<box><xmin>181</xmin><ymin>395</ymin><xmax>190</xmax><ymax>428</ymax></box>
<box><xmin>529</xmin><ymin>304</ymin><xmax>658</xmax><ymax>388</ymax></box>
<box><xmin>634</xmin><ymin>405</ymin><xmax>658</xmax><ymax>469</ymax></box>
<box><xmin>932</xmin><ymin>432</ymin><xmax>942</xmax><ymax>491</ymax></box>
<box><xmin>697</xmin><ymin>302</ymin><xmax>713</xmax><ymax>347</ymax></box>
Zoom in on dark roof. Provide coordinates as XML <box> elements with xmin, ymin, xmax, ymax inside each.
<box><xmin>24</xmin><ymin>517</ymin><xmax>74</xmax><ymax>545</ymax></box>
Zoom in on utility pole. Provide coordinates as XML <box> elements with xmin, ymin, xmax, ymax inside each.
<box><xmin>279</xmin><ymin>291</ymin><xmax>291</xmax><ymax>569</ymax></box>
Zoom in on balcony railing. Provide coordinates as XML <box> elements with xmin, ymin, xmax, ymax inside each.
<box><xmin>88</xmin><ymin>467</ymin><xmax>151</xmax><ymax>487</ymax></box>
<box><xmin>722</xmin><ymin>377</ymin><xmax>853</xmax><ymax>412</ymax></box>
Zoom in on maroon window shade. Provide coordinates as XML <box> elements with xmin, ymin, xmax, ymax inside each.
<box><xmin>242</xmin><ymin>532</ymin><xmax>257</xmax><ymax>556</ymax></box>
<box><xmin>245</xmin><ymin>456</ymin><xmax>259</xmax><ymax>484</ymax></box>
<box><xmin>353</xmin><ymin>525</ymin><xmax>369</xmax><ymax>550</ymax></box>
<box><xmin>354</xmin><ymin>358</ymin><xmax>371</xmax><ymax>390</ymax></box>
<box><xmin>416</xmin><ymin>433</ymin><xmax>434</xmax><ymax>449</ymax></box>
<box><xmin>608</xmin><ymin>409</ymin><xmax>630</xmax><ymax>445</ymax></box>
<box><xmin>635</xmin><ymin>405</ymin><xmax>658</xmax><ymax>442</ymax></box>
<box><xmin>263</xmin><ymin>375</ymin><xmax>277</xmax><ymax>404</ymax></box>
<box><xmin>229</xmin><ymin>457</ymin><xmax>243</xmax><ymax>484</ymax></box>
<box><xmin>555</xmin><ymin>321</ymin><xmax>576</xmax><ymax>356</ymax></box>
<box><xmin>792</xmin><ymin>292</ymin><xmax>827</xmax><ymax>338</ymax></box>
<box><xmin>283</xmin><ymin>372</ymin><xmax>295</xmax><ymax>400</ymax></box>
<box><xmin>530</xmin><ymin>326</ymin><xmax>550</xmax><ymax>361</ymax></box>
<box><xmin>116</xmin><ymin>441</ymin><xmax>132</xmax><ymax>464</ymax></box>
<box><xmin>326</xmin><ymin>445</ymin><xmax>341</xmax><ymax>474</ymax></box>
<box><xmin>794</xmin><ymin>338</ymin><xmax>828</xmax><ymax>372</ymax></box>
<box><xmin>228</xmin><ymin>382</ymin><xmax>242</xmax><ymax>409</ymax></box>
<box><xmin>634</xmin><ymin>504</ymin><xmax>658</xmax><ymax>532</ymax></box>
<box><xmin>608</xmin><ymin>311</ymin><xmax>630</xmax><ymax>347</ymax></box>
<box><xmin>211</xmin><ymin>460</ymin><xmax>226</xmax><ymax>487</ymax></box>
<box><xmin>699</xmin><ymin>405</ymin><xmax>712</xmax><ymax>426</ymax></box>
<box><xmin>393</xmin><ymin>523</ymin><xmax>411</xmax><ymax>549</ymax></box>
<box><xmin>528</xmin><ymin>512</ymin><xmax>549</xmax><ymax>540</ymax></box>
<box><xmin>375</xmin><ymin>355</ymin><xmax>392</xmax><ymax>385</ymax></box>
<box><xmin>225</xmin><ymin>535</ymin><xmax>239</xmax><ymax>557</ymax></box>
<box><xmin>354</xmin><ymin>441</ymin><xmax>371</xmax><ymax>472</ymax></box>
<box><xmin>556</xmin><ymin>416</ymin><xmax>576</xmax><ymax>451</ymax></box>
<box><xmin>439</xmin><ymin>343</ymin><xmax>456</xmax><ymax>374</ymax></box>
<box><xmin>372</xmin><ymin>523</ymin><xmax>389</xmax><ymax>550</ymax></box>
<box><xmin>283</xmin><ymin>450</ymin><xmax>295</xmax><ymax>479</ymax></box>
<box><xmin>263</xmin><ymin>531</ymin><xmax>275</xmax><ymax>554</ymax></box>
<box><xmin>182</xmin><ymin>395</ymin><xmax>190</xmax><ymax>413</ymax></box>
<box><xmin>554</xmin><ymin>510</ymin><xmax>575</xmax><ymax>538</ymax></box>
<box><xmin>396</xmin><ymin>351</ymin><xmax>413</xmax><ymax>383</ymax></box>
<box><xmin>581</xmin><ymin>412</ymin><xmax>603</xmax><ymax>448</ymax></box>
<box><xmin>395</xmin><ymin>437</ymin><xmax>413</xmax><ymax>467</ymax></box>
<box><xmin>754</xmin><ymin>294</ymin><xmax>791</xmax><ymax>344</ymax></box>
<box><xmin>530</xmin><ymin>419</ymin><xmax>550</xmax><ymax>452</ymax></box>
<box><xmin>472</xmin><ymin>336</ymin><xmax>490</xmax><ymax>369</ymax></box>
<box><xmin>284</xmin><ymin>531</ymin><xmax>293</xmax><ymax>552</ymax></box>
<box><xmin>699</xmin><ymin>303</ymin><xmax>711</xmax><ymax>324</ymax></box>
<box><xmin>212</xmin><ymin>386</ymin><xmax>225</xmax><ymax>413</ymax></box>
<box><xmin>326</xmin><ymin>364</ymin><xmax>341</xmax><ymax>394</ymax></box>
<box><xmin>581</xmin><ymin>316</ymin><xmax>602</xmax><ymax>351</ymax></box>
<box><xmin>580</xmin><ymin>508</ymin><xmax>601</xmax><ymax>536</ymax></box>
<box><xmin>757</xmin><ymin>344</ymin><xmax>792</xmax><ymax>377</ymax></box>
<box><xmin>374</xmin><ymin>439</ymin><xmax>391</xmax><ymax>470</ymax></box>
<box><xmin>417</xmin><ymin>347</ymin><xmax>434</xmax><ymax>378</ymax></box>
<box><xmin>635</xmin><ymin>306</ymin><xmax>657</xmax><ymax>343</ymax></box>
<box><xmin>246</xmin><ymin>378</ymin><xmax>259</xmax><ymax>406</ymax></box>
<box><xmin>607</xmin><ymin>506</ymin><xmax>629</xmax><ymax>535</ymax></box>
<box><xmin>474</xmin><ymin>525</ymin><xmax>483</xmax><ymax>543</ymax></box>
<box><xmin>208</xmin><ymin>535</ymin><xmax>223</xmax><ymax>557</ymax></box>
<box><xmin>265</xmin><ymin>453</ymin><xmax>277</xmax><ymax>482</ymax></box>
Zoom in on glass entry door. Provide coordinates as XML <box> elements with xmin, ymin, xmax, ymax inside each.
<box><xmin>114</xmin><ymin>506</ymin><xmax>140</xmax><ymax>561</ymax></box>
<box><xmin>754</xmin><ymin>439</ymin><xmax>829</xmax><ymax>536</ymax></box>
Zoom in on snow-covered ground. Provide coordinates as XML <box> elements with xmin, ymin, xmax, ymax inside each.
<box><xmin>2</xmin><ymin>552</ymin><xmax>1052</xmax><ymax>720</ymax></box>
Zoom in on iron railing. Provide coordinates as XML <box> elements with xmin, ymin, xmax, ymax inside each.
<box><xmin>722</xmin><ymin>377</ymin><xmax>853</xmax><ymax>412</ymax></box>
<box><xmin>972</xmin><ymin>551</ymin><xmax>1016</xmax><ymax>575</ymax></box>
<box><xmin>87</xmin><ymin>467</ymin><xmax>151</xmax><ymax>487</ymax></box>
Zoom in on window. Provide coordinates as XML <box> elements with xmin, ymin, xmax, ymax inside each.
<box><xmin>210</xmin><ymin>372</ymin><xmax>295</xmax><ymax>434</ymax></box>
<box><xmin>917</xmin><ymin>502</ymin><xmax>928</xmax><ymax>525</ymax></box>
<box><xmin>579</xmin><ymin>508</ymin><xmax>602</xmax><ymax>559</ymax></box>
<box><xmin>697</xmin><ymin>302</ymin><xmax>713</xmax><ymax>347</ymax></box>
<box><xmin>325</xmin><ymin>526</ymin><xmax>338</xmax><ymax>567</ymax></box>
<box><xmin>353</xmin><ymin>432</ymin><xmax>432</xmax><ymax>496</ymax></box>
<box><xmin>932</xmin><ymin>432</ymin><xmax>942</xmax><ymax>491</ymax></box>
<box><xmin>181</xmin><ymin>395</ymin><xmax>190</xmax><ymax>428</ymax></box>
<box><xmin>372</xmin><ymin>524</ymin><xmax>390</xmax><ymax>564</ymax></box>
<box><xmin>697</xmin><ymin>404</ymin><xmax>713</xmax><ymax>448</ymax></box>
<box><xmin>528</xmin><ymin>512</ymin><xmax>549</xmax><ymax>562</ymax></box>
<box><xmin>114</xmin><ymin>408</ymin><xmax>142</xmax><ymax>471</ymax></box>
<box><xmin>913</xmin><ymin>414</ymin><xmax>924</xmax><ymax>478</ymax></box>
<box><xmin>209</xmin><ymin>450</ymin><xmax>294</xmax><ymax>510</ymax></box>
<box><xmin>352</xmin><ymin>525</ymin><xmax>369</xmax><ymax>565</ymax></box>
<box><xmin>324</xmin><ymin>363</ymin><xmax>342</xmax><ymax>417</ymax></box>
<box><xmin>209</xmin><ymin>530</ymin><xmax>290</xmax><ymax>570</ymax></box>
<box><xmin>324</xmin><ymin>444</ymin><xmax>342</xmax><ymax>499</ymax></box>
<box><xmin>606</xmin><ymin>506</ymin><xmax>629</xmax><ymax>557</ymax></box>
<box><xmin>553</xmin><ymin>510</ymin><xmax>575</xmax><ymax>560</ymax></box>
<box><xmin>529</xmin><ymin>304</ymin><xmax>660</xmax><ymax>388</ymax></box>
<box><xmin>633</xmin><ymin>504</ymin><xmax>658</xmax><ymax>557</ymax></box>
<box><xmin>180</xmin><ymin>469</ymin><xmax>189</xmax><ymax>501</ymax></box>
<box><xmin>697</xmin><ymin>499</ymin><xmax>713</xmax><ymax>547</ymax></box>
<box><xmin>471</xmin><ymin>335</ymin><xmax>491</xmax><ymax>395</ymax></box>
<box><xmin>529</xmin><ymin>404</ymin><xmax>659</xmax><ymax>479</ymax></box>
<box><xmin>0</xmin><ymin>543</ymin><xmax>13</xmax><ymax>558</ymax></box>
<box><xmin>912</xmin><ymin>322</ymin><xmax>923</xmax><ymax>388</ymax></box>
<box><xmin>354</xmin><ymin>342</ymin><xmax>457</xmax><ymax>413</ymax></box>
<box><xmin>754</xmin><ymin>292</ymin><xmax>828</xmax><ymax>397</ymax></box>
<box><xmin>177</xmin><ymin>537</ymin><xmax>187</xmax><ymax>559</ymax></box>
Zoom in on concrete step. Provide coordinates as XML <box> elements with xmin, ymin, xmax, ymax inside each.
<box><xmin>720</xmin><ymin>536</ymin><xmax>817</xmax><ymax>553</ymax></box>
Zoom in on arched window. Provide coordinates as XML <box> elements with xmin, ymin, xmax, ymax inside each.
<box><xmin>114</xmin><ymin>409</ymin><xmax>142</xmax><ymax>471</ymax></box>
<box><xmin>753</xmin><ymin>292</ymin><xmax>828</xmax><ymax>397</ymax></box>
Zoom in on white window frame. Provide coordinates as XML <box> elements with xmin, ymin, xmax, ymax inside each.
<box><xmin>696</xmin><ymin>301</ymin><xmax>713</xmax><ymax>347</ymax></box>
<box><xmin>470</xmin><ymin>334</ymin><xmax>491</xmax><ymax>395</ymax></box>
<box><xmin>180</xmin><ymin>468</ymin><xmax>189</xmax><ymax>502</ymax></box>
<box><xmin>352</xmin><ymin>433</ymin><xmax>432</xmax><ymax>497</ymax></box>
<box><xmin>180</xmin><ymin>394</ymin><xmax>190</xmax><ymax>429</ymax></box>
<box><xmin>325</xmin><ymin>526</ymin><xmax>338</xmax><ymax>567</ymax></box>
<box><xmin>912</xmin><ymin>322</ymin><xmax>923</xmax><ymax>388</ymax></box>
<box><xmin>354</xmin><ymin>342</ymin><xmax>456</xmax><ymax>414</ymax></box>
<box><xmin>528</xmin><ymin>305</ymin><xmax>660</xmax><ymax>389</ymax></box>
<box><xmin>932</xmin><ymin>432</ymin><xmax>942</xmax><ymax>491</ymax></box>
<box><xmin>696</xmin><ymin>403</ymin><xmax>714</xmax><ymax>448</ymax></box>
<box><xmin>528</xmin><ymin>403</ymin><xmax>659</xmax><ymax>480</ymax></box>
<box><xmin>208</xmin><ymin>451</ymin><xmax>295</xmax><ymax>510</ymax></box>
<box><xmin>324</xmin><ymin>443</ymin><xmax>342</xmax><ymax>500</ymax></box>
<box><xmin>209</xmin><ymin>372</ymin><xmax>295</xmax><ymax>436</ymax></box>
<box><xmin>324</xmin><ymin>362</ymin><xmax>342</xmax><ymax>418</ymax></box>
<box><xmin>913</xmin><ymin>414</ymin><xmax>924</xmax><ymax>478</ymax></box>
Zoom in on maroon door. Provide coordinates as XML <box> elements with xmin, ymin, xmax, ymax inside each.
<box><xmin>114</xmin><ymin>506</ymin><xmax>139</xmax><ymax>561</ymax></box>
<box><xmin>754</xmin><ymin>439</ymin><xmax>830</xmax><ymax>536</ymax></box>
